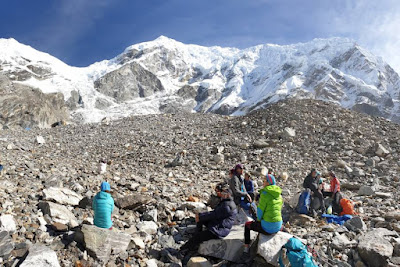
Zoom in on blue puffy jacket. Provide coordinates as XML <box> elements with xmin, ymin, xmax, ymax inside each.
<box><xmin>199</xmin><ymin>198</ymin><xmax>237</xmax><ymax>238</ymax></box>
<box><xmin>92</xmin><ymin>191</ymin><xmax>114</xmax><ymax>229</ymax></box>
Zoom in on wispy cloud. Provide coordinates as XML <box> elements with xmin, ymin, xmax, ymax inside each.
<box><xmin>33</xmin><ymin>0</ymin><xmax>115</xmax><ymax>62</ymax></box>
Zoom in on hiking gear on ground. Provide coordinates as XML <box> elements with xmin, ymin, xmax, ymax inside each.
<box><xmin>296</xmin><ymin>189</ymin><xmax>311</xmax><ymax>214</ymax></box>
<box><xmin>100</xmin><ymin>181</ymin><xmax>110</xmax><ymax>191</ymax></box>
<box><xmin>327</xmin><ymin>205</ymin><xmax>332</xmax><ymax>214</ymax></box>
<box><xmin>279</xmin><ymin>237</ymin><xmax>318</xmax><ymax>267</ymax></box>
<box><xmin>257</xmin><ymin>185</ymin><xmax>283</xmax><ymax>223</ymax></box>
<box><xmin>322</xmin><ymin>214</ymin><xmax>352</xmax><ymax>225</ymax></box>
<box><xmin>340</xmin><ymin>198</ymin><xmax>356</xmax><ymax>215</ymax></box>
<box><xmin>198</xmin><ymin>198</ymin><xmax>237</xmax><ymax>238</ymax></box>
<box><xmin>93</xmin><ymin>191</ymin><xmax>114</xmax><ymax>229</ymax></box>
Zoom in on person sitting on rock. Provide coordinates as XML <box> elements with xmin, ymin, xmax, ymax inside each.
<box><xmin>303</xmin><ymin>168</ymin><xmax>325</xmax><ymax>214</ymax></box>
<box><xmin>323</xmin><ymin>171</ymin><xmax>342</xmax><ymax>214</ymax></box>
<box><xmin>92</xmin><ymin>181</ymin><xmax>114</xmax><ymax>229</ymax></box>
<box><xmin>244</xmin><ymin>173</ymin><xmax>255</xmax><ymax>201</ymax></box>
<box><xmin>243</xmin><ymin>174</ymin><xmax>283</xmax><ymax>253</ymax></box>
<box><xmin>180</xmin><ymin>182</ymin><xmax>237</xmax><ymax>252</ymax></box>
<box><xmin>229</xmin><ymin>164</ymin><xmax>252</xmax><ymax>211</ymax></box>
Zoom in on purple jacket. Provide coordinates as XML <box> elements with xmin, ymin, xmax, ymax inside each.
<box><xmin>199</xmin><ymin>198</ymin><xmax>237</xmax><ymax>238</ymax></box>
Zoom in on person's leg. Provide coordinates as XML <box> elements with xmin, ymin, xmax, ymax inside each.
<box><xmin>240</xmin><ymin>200</ymin><xmax>251</xmax><ymax>210</ymax></box>
<box><xmin>196</xmin><ymin>221</ymin><xmax>205</xmax><ymax>232</ymax></box>
<box><xmin>245</xmin><ymin>221</ymin><xmax>269</xmax><ymax>245</ymax></box>
<box><xmin>314</xmin><ymin>190</ymin><xmax>325</xmax><ymax>212</ymax></box>
<box><xmin>181</xmin><ymin>230</ymin><xmax>218</xmax><ymax>251</ymax></box>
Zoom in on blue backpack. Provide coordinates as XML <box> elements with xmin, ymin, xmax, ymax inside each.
<box><xmin>296</xmin><ymin>189</ymin><xmax>311</xmax><ymax>214</ymax></box>
<box><xmin>279</xmin><ymin>237</ymin><xmax>318</xmax><ymax>267</ymax></box>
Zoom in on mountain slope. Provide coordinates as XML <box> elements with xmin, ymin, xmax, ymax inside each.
<box><xmin>0</xmin><ymin>36</ymin><xmax>400</xmax><ymax>127</ymax></box>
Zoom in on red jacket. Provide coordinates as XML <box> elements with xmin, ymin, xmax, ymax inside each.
<box><xmin>330</xmin><ymin>177</ymin><xmax>340</xmax><ymax>193</ymax></box>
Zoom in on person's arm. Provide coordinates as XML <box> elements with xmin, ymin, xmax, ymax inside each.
<box><xmin>332</xmin><ymin>179</ymin><xmax>339</xmax><ymax>196</ymax></box>
<box><xmin>199</xmin><ymin>202</ymin><xmax>232</xmax><ymax>222</ymax></box>
<box><xmin>256</xmin><ymin>192</ymin><xmax>267</xmax><ymax>221</ymax></box>
<box><xmin>248</xmin><ymin>181</ymin><xmax>254</xmax><ymax>193</ymax></box>
<box><xmin>232</xmin><ymin>177</ymin><xmax>248</xmax><ymax>197</ymax></box>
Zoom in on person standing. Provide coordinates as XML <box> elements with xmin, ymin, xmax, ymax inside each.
<box><xmin>92</xmin><ymin>181</ymin><xmax>114</xmax><ymax>229</ymax></box>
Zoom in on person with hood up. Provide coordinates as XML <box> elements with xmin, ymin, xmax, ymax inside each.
<box><xmin>92</xmin><ymin>181</ymin><xmax>114</xmax><ymax>229</ymax></box>
<box><xmin>180</xmin><ymin>182</ymin><xmax>237</xmax><ymax>252</ymax></box>
<box><xmin>243</xmin><ymin>174</ymin><xmax>283</xmax><ymax>253</ymax></box>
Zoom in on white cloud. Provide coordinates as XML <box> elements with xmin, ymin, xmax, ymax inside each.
<box><xmin>325</xmin><ymin>1</ymin><xmax>400</xmax><ymax>72</ymax></box>
<box><xmin>35</xmin><ymin>0</ymin><xmax>114</xmax><ymax>59</ymax></box>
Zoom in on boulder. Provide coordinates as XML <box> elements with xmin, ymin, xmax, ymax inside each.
<box><xmin>198</xmin><ymin>225</ymin><xmax>257</xmax><ymax>262</ymax></box>
<box><xmin>115</xmin><ymin>194</ymin><xmax>153</xmax><ymax>210</ymax></box>
<box><xmin>81</xmin><ymin>224</ymin><xmax>131</xmax><ymax>262</ymax></box>
<box><xmin>0</xmin><ymin>231</ymin><xmax>14</xmax><ymax>257</ymax></box>
<box><xmin>136</xmin><ymin>221</ymin><xmax>158</xmax><ymax>235</ymax></box>
<box><xmin>357</xmin><ymin>228</ymin><xmax>398</xmax><ymax>267</ymax></box>
<box><xmin>357</xmin><ymin>185</ymin><xmax>375</xmax><ymax>196</ymax></box>
<box><xmin>254</xmin><ymin>139</ymin><xmax>269</xmax><ymax>148</ymax></box>
<box><xmin>257</xmin><ymin>232</ymin><xmax>293</xmax><ymax>266</ymax></box>
<box><xmin>187</xmin><ymin>257</ymin><xmax>212</xmax><ymax>267</ymax></box>
<box><xmin>331</xmin><ymin>234</ymin><xmax>357</xmax><ymax>250</ymax></box>
<box><xmin>0</xmin><ymin>214</ymin><xmax>17</xmax><ymax>233</ymax></box>
<box><xmin>344</xmin><ymin>217</ymin><xmax>367</xmax><ymax>232</ymax></box>
<box><xmin>283</xmin><ymin>127</ymin><xmax>296</xmax><ymax>138</ymax></box>
<box><xmin>36</xmin><ymin>136</ymin><xmax>45</xmax><ymax>144</ymax></box>
<box><xmin>385</xmin><ymin>211</ymin><xmax>400</xmax><ymax>221</ymax></box>
<box><xmin>20</xmin><ymin>244</ymin><xmax>60</xmax><ymax>267</ymax></box>
<box><xmin>43</xmin><ymin>187</ymin><xmax>83</xmax><ymax>206</ymax></box>
<box><xmin>38</xmin><ymin>202</ymin><xmax>79</xmax><ymax>228</ymax></box>
<box><xmin>375</xmin><ymin>144</ymin><xmax>389</xmax><ymax>157</ymax></box>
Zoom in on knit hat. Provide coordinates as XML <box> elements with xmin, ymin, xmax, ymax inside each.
<box><xmin>100</xmin><ymin>181</ymin><xmax>111</xmax><ymax>191</ymax></box>
<box><xmin>265</xmin><ymin>174</ymin><xmax>276</xmax><ymax>185</ymax></box>
<box><xmin>235</xmin><ymin>163</ymin><xmax>245</xmax><ymax>170</ymax></box>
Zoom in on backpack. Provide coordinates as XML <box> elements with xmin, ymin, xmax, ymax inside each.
<box><xmin>296</xmin><ymin>189</ymin><xmax>311</xmax><ymax>214</ymax></box>
<box><xmin>279</xmin><ymin>237</ymin><xmax>318</xmax><ymax>267</ymax></box>
<box><xmin>339</xmin><ymin>198</ymin><xmax>356</xmax><ymax>215</ymax></box>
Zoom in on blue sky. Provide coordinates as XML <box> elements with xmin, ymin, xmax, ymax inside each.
<box><xmin>1</xmin><ymin>0</ymin><xmax>399</xmax><ymax>71</ymax></box>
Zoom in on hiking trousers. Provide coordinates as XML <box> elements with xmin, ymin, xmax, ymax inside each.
<box><xmin>244</xmin><ymin>221</ymin><xmax>270</xmax><ymax>244</ymax></box>
<box><xmin>181</xmin><ymin>222</ymin><xmax>218</xmax><ymax>251</ymax></box>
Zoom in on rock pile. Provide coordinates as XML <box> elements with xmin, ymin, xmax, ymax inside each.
<box><xmin>0</xmin><ymin>99</ymin><xmax>399</xmax><ymax>266</ymax></box>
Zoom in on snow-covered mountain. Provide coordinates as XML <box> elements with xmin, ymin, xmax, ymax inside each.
<box><xmin>1</xmin><ymin>36</ymin><xmax>400</xmax><ymax>128</ymax></box>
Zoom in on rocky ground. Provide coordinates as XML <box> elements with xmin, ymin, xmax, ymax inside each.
<box><xmin>0</xmin><ymin>99</ymin><xmax>400</xmax><ymax>266</ymax></box>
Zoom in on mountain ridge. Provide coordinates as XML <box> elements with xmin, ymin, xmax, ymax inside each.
<box><xmin>0</xmin><ymin>36</ymin><xmax>399</xmax><ymax>128</ymax></box>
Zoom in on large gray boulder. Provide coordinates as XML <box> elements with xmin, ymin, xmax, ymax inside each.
<box><xmin>257</xmin><ymin>231</ymin><xmax>293</xmax><ymax>266</ymax></box>
<box><xmin>357</xmin><ymin>228</ymin><xmax>398</xmax><ymax>267</ymax></box>
<box><xmin>198</xmin><ymin>225</ymin><xmax>257</xmax><ymax>262</ymax></box>
<box><xmin>43</xmin><ymin>187</ymin><xmax>83</xmax><ymax>206</ymax></box>
<box><xmin>81</xmin><ymin>224</ymin><xmax>131</xmax><ymax>263</ymax></box>
<box><xmin>38</xmin><ymin>202</ymin><xmax>79</xmax><ymax>228</ymax></box>
<box><xmin>0</xmin><ymin>231</ymin><xmax>14</xmax><ymax>257</ymax></box>
<box><xmin>20</xmin><ymin>244</ymin><xmax>60</xmax><ymax>267</ymax></box>
<box><xmin>115</xmin><ymin>193</ymin><xmax>153</xmax><ymax>210</ymax></box>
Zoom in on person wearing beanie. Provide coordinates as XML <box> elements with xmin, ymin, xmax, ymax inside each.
<box><xmin>92</xmin><ymin>181</ymin><xmax>114</xmax><ymax>229</ymax></box>
<box><xmin>180</xmin><ymin>182</ymin><xmax>237</xmax><ymax>253</ymax></box>
<box><xmin>243</xmin><ymin>174</ymin><xmax>283</xmax><ymax>253</ymax></box>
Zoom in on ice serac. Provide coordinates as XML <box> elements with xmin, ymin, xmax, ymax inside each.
<box><xmin>1</xmin><ymin>36</ymin><xmax>400</xmax><ymax>125</ymax></box>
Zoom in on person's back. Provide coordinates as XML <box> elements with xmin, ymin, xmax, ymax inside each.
<box><xmin>206</xmin><ymin>197</ymin><xmax>237</xmax><ymax>238</ymax></box>
<box><xmin>93</xmin><ymin>182</ymin><xmax>114</xmax><ymax>229</ymax></box>
<box><xmin>258</xmin><ymin>184</ymin><xmax>283</xmax><ymax>223</ymax></box>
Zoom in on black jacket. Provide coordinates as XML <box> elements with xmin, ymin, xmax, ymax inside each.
<box><xmin>199</xmin><ymin>198</ymin><xmax>237</xmax><ymax>238</ymax></box>
<box><xmin>303</xmin><ymin>174</ymin><xmax>318</xmax><ymax>192</ymax></box>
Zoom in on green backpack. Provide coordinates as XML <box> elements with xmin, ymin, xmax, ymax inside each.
<box><xmin>279</xmin><ymin>237</ymin><xmax>318</xmax><ymax>267</ymax></box>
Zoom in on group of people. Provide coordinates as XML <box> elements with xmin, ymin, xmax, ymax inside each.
<box><xmin>90</xmin><ymin>164</ymin><xmax>347</xmax><ymax>259</ymax></box>
<box><xmin>303</xmin><ymin>168</ymin><xmax>342</xmax><ymax>216</ymax></box>
<box><xmin>181</xmin><ymin>163</ymin><xmax>284</xmax><ymax>255</ymax></box>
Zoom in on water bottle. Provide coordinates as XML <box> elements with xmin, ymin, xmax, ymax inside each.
<box><xmin>327</xmin><ymin>205</ymin><xmax>332</xmax><ymax>215</ymax></box>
